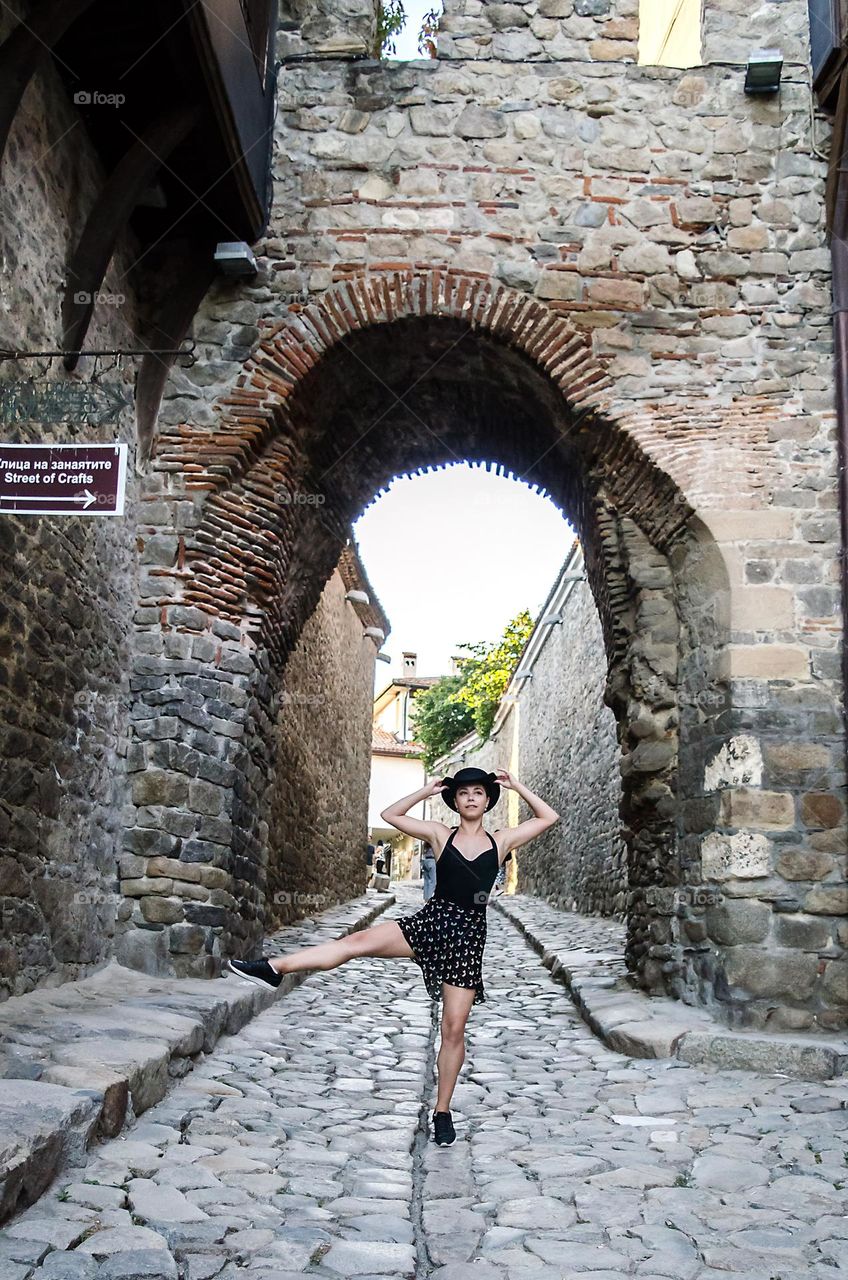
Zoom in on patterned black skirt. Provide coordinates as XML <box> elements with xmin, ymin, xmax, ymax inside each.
<box><xmin>397</xmin><ymin>897</ymin><xmax>487</xmax><ymax>1005</ymax></box>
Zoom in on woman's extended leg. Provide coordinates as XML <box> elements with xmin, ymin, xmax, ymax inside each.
<box><xmin>267</xmin><ymin>919</ymin><xmax>414</xmax><ymax>975</ymax></box>
<box><xmin>434</xmin><ymin>983</ymin><xmax>475</xmax><ymax>1113</ymax></box>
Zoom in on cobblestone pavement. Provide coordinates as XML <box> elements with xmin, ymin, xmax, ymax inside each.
<box><xmin>1</xmin><ymin>884</ymin><xmax>846</xmax><ymax>1280</ymax></box>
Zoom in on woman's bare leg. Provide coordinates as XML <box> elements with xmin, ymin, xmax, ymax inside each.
<box><xmin>435</xmin><ymin>983</ymin><xmax>475</xmax><ymax>1112</ymax></box>
<box><xmin>267</xmin><ymin>919</ymin><xmax>414</xmax><ymax>974</ymax></box>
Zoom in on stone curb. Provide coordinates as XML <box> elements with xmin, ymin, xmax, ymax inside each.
<box><xmin>0</xmin><ymin>890</ymin><xmax>395</xmax><ymax>1225</ymax></box>
<box><xmin>495</xmin><ymin>893</ymin><xmax>848</xmax><ymax>1080</ymax></box>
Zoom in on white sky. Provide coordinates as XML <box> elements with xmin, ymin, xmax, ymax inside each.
<box><xmin>353</xmin><ymin>464</ymin><xmax>575</xmax><ymax>690</ymax></box>
<box><xmin>387</xmin><ymin>0</ymin><xmax>442</xmax><ymax>60</ymax></box>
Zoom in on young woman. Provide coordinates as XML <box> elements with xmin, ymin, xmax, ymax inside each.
<box><xmin>228</xmin><ymin>765</ymin><xmax>559</xmax><ymax>1146</ymax></box>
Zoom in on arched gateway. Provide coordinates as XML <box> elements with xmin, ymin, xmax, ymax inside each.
<box><xmin>123</xmin><ymin>267</ymin><xmax>840</xmax><ymax>1033</ymax></box>
<box><xmin>102</xmin><ymin>0</ymin><xmax>847</xmax><ymax>1038</ymax></box>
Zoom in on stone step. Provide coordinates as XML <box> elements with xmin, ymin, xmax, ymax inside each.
<box><xmin>0</xmin><ymin>891</ymin><xmax>395</xmax><ymax>1225</ymax></box>
<box><xmin>495</xmin><ymin>893</ymin><xmax>848</xmax><ymax>1080</ymax></box>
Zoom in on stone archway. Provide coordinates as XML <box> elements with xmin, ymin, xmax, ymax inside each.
<box><xmin>123</xmin><ymin>270</ymin><xmax>744</xmax><ymax>1020</ymax></box>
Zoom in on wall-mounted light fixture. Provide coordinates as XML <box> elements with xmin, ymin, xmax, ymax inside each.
<box><xmin>513</xmin><ymin>671</ymin><xmax>533</xmax><ymax>682</ymax></box>
<box><xmin>744</xmin><ymin>48</ymin><xmax>782</xmax><ymax>94</ymax></box>
<box><xmin>364</xmin><ymin>627</ymin><xmax>385</xmax><ymax>640</ymax></box>
<box><xmin>541</xmin><ymin>613</ymin><xmax>563</xmax><ymax>626</ymax></box>
<box><xmin>214</xmin><ymin>241</ymin><xmax>258</xmax><ymax>276</ymax></box>
<box><xmin>345</xmin><ymin>589</ymin><xmax>370</xmax><ymax>604</ymax></box>
<box><xmin>376</xmin><ymin>652</ymin><xmax>392</xmax><ymax>663</ymax></box>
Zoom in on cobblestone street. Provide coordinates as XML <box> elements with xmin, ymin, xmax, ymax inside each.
<box><xmin>1</xmin><ymin>884</ymin><xmax>846</xmax><ymax>1280</ymax></box>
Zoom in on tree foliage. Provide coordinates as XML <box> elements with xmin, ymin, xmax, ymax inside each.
<box><xmin>409</xmin><ymin>609</ymin><xmax>534</xmax><ymax>770</ymax></box>
<box><xmin>376</xmin><ymin>1</ymin><xmax>441</xmax><ymax>58</ymax></box>
<box><xmin>376</xmin><ymin>0</ymin><xmax>406</xmax><ymax>57</ymax></box>
<box><xmin>408</xmin><ymin>675</ymin><xmax>475</xmax><ymax>772</ymax></box>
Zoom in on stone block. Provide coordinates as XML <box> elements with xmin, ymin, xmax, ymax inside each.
<box><xmin>121</xmin><ymin>878</ymin><xmax>175</xmax><ymax>897</ymax></box>
<box><xmin>587</xmin><ymin>277</ymin><xmax>644</xmax><ymax>306</ymax></box>
<box><xmin>40</xmin><ymin>1065</ymin><xmax>129</xmax><ymax>1138</ymax></box>
<box><xmin>705</xmin><ymin>899</ymin><xmax>771</xmax><ymax>945</ymax></box>
<box><xmin>535</xmin><ymin>269</ymin><xmax>582</xmax><ymax>301</ymax></box>
<box><xmin>590</xmin><ymin>38</ymin><xmax>636</xmax><ymax>60</ymax></box>
<box><xmin>0</xmin><ymin>1080</ymin><xmax>102</xmax><ymax>1223</ymax></box>
<box><xmin>140</xmin><ymin>897</ymin><xmax>184</xmax><ymax>925</ymax></box>
<box><xmin>727</xmin><ymin>644</ymin><xmax>810</xmax><ymax>679</ymax></box>
<box><xmin>131</xmin><ymin>772</ymin><xmax>189</xmax><ymax>808</ymax></box>
<box><xmin>730</xmin><ymin>586</ymin><xmax>795</xmax><ymax>631</ymax></box>
<box><xmin>821</xmin><ymin>959</ymin><xmax>848</xmax><ymax>1004</ymax></box>
<box><xmin>146</xmin><ymin>857</ymin><xmax>203</xmax><ymax>883</ymax></box>
<box><xmin>801</xmin><ymin>792</ymin><xmax>845</xmax><ymax>829</ymax></box>
<box><xmin>166</xmin><ymin>606</ymin><xmax>209</xmax><ymax>630</ymax></box>
<box><xmin>455</xmin><ymin>107</ymin><xmax>507</xmax><ymax>138</ymax></box>
<box><xmin>774</xmin><ymin>913</ymin><xmax>834</xmax><ymax>950</ymax></box>
<box><xmin>774</xmin><ymin>847</ymin><xmax>834</xmax><ymax>881</ymax></box>
<box><xmin>704</xmin><ymin>735</ymin><xmax>762</xmax><ymax>791</ymax></box>
<box><xmin>723</xmin><ymin>947</ymin><xmax>819</xmax><ymax>999</ymax></box>
<box><xmin>702</xmin><ymin>510</ymin><xmax>795</xmax><ymax>542</ymax></box>
<box><xmin>804</xmin><ymin>884</ymin><xmax>848</xmax><ymax>915</ymax></box>
<box><xmin>718</xmin><ymin>787</ymin><xmax>795</xmax><ymax>830</ymax></box>
<box><xmin>676</xmin><ymin>1031</ymin><xmax>844</xmax><ymax>1078</ymax></box>
<box><xmin>168</xmin><ymin>924</ymin><xmax>206</xmax><ymax>954</ymax></box>
<box><xmin>114</xmin><ymin>927</ymin><xmax>171</xmax><ymax>976</ymax></box>
<box><xmin>188</xmin><ymin>781</ymin><xmax>224</xmax><ymax>816</ymax></box>
<box><xmin>485</xmin><ymin>4</ymin><xmax>530</xmax><ymax>28</ymax></box>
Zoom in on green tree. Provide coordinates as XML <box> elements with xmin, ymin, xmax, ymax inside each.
<box><xmin>376</xmin><ymin>1</ymin><xmax>442</xmax><ymax>58</ymax></box>
<box><xmin>409</xmin><ymin>609</ymin><xmax>534</xmax><ymax>768</ymax></box>
<box><xmin>409</xmin><ymin>674</ymin><xmax>475</xmax><ymax>772</ymax></box>
<box><xmin>453</xmin><ymin>609</ymin><xmax>534</xmax><ymax>739</ymax></box>
<box><xmin>376</xmin><ymin>0</ymin><xmax>406</xmax><ymax>56</ymax></box>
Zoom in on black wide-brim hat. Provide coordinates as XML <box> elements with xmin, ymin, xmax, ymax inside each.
<box><xmin>440</xmin><ymin>766</ymin><xmax>500</xmax><ymax>812</ymax></box>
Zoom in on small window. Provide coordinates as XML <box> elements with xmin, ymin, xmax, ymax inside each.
<box><xmin>638</xmin><ymin>0</ymin><xmax>702</xmax><ymax>68</ymax></box>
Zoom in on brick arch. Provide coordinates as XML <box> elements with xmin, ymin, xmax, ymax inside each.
<box><xmin>155</xmin><ymin>270</ymin><xmax>692</xmax><ymax>546</ymax></box>
<box><xmin>155</xmin><ymin>271</ymin><xmax>695</xmax><ymax>636</ymax></box>
<box><xmin>130</xmin><ymin>268</ymin><xmax>732</xmax><ymax>1010</ymax></box>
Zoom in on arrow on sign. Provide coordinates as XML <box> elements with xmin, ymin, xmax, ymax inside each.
<box><xmin>0</xmin><ymin>489</ymin><xmax>97</xmax><ymax>508</ymax></box>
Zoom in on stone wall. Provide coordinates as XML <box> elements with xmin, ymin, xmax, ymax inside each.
<box><xmin>516</xmin><ymin>577</ymin><xmax>626</xmax><ymax>918</ymax></box>
<box><xmin>267</xmin><ymin>562</ymin><xmax>383</xmax><ymax>931</ymax></box>
<box><xmin>0</xmin><ymin>0</ymin><xmax>140</xmax><ymax>999</ymax></box>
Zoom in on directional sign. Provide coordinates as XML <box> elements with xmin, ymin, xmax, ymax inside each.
<box><xmin>0</xmin><ymin>444</ymin><xmax>128</xmax><ymax>516</ymax></box>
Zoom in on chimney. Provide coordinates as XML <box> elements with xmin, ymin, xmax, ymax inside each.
<box><xmin>402</xmin><ymin>651</ymin><xmax>417</xmax><ymax>677</ymax></box>
<box><xmin>449</xmin><ymin>654</ymin><xmax>464</xmax><ymax>677</ymax></box>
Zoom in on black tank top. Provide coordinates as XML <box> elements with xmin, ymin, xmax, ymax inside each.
<box><xmin>433</xmin><ymin>827</ymin><xmax>500</xmax><ymax>912</ymax></box>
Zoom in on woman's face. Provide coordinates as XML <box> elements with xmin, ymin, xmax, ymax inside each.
<box><xmin>456</xmin><ymin>783</ymin><xmax>487</xmax><ymax>816</ymax></box>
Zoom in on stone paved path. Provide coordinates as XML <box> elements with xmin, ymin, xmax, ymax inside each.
<box><xmin>1</xmin><ymin>884</ymin><xmax>846</xmax><ymax>1280</ymax></box>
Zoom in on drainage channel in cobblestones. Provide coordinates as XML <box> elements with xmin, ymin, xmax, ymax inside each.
<box><xmin>0</xmin><ymin>882</ymin><xmax>845</xmax><ymax>1280</ymax></box>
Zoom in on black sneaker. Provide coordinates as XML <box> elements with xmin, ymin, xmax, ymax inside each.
<box><xmin>432</xmin><ymin>1110</ymin><xmax>456</xmax><ymax>1145</ymax></box>
<box><xmin>227</xmin><ymin>958</ymin><xmax>282</xmax><ymax>990</ymax></box>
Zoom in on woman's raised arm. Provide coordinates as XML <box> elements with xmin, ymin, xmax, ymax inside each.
<box><xmin>493</xmin><ymin>770</ymin><xmax>559</xmax><ymax>854</ymax></box>
<box><xmin>381</xmin><ymin>779</ymin><xmax>451</xmax><ymax>844</ymax></box>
